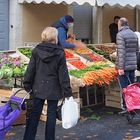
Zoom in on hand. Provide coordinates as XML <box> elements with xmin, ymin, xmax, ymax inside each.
<box><xmin>74</xmin><ymin>41</ymin><xmax>86</xmax><ymax>49</ymax></box>
<box><xmin>68</xmin><ymin>34</ymin><xmax>76</xmax><ymax>39</ymax></box>
<box><xmin>118</xmin><ymin>69</ymin><xmax>124</xmax><ymax>75</ymax></box>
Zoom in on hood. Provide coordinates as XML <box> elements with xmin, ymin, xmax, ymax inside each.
<box><xmin>52</xmin><ymin>16</ymin><xmax>68</xmax><ymax>30</ymax></box>
<box><xmin>60</xmin><ymin>17</ymin><xmax>68</xmax><ymax>29</ymax></box>
<box><xmin>35</xmin><ymin>43</ymin><xmax>63</xmax><ymax>62</ymax></box>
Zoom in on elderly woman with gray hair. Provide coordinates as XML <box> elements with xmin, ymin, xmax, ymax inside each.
<box><xmin>23</xmin><ymin>27</ymin><xmax>72</xmax><ymax>140</ymax></box>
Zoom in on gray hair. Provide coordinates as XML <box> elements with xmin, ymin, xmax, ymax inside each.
<box><xmin>41</xmin><ymin>27</ymin><xmax>58</xmax><ymax>43</ymax></box>
<box><xmin>119</xmin><ymin>17</ymin><xmax>129</xmax><ymax>27</ymax></box>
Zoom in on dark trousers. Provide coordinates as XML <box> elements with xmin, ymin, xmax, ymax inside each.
<box><xmin>118</xmin><ymin>70</ymin><xmax>135</xmax><ymax>109</ymax></box>
<box><xmin>23</xmin><ymin>98</ymin><xmax>58</xmax><ymax>140</ymax></box>
<box><xmin>137</xmin><ymin>76</ymin><xmax>140</xmax><ymax>82</ymax></box>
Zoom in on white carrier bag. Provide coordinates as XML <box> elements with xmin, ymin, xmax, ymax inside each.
<box><xmin>61</xmin><ymin>97</ymin><xmax>79</xmax><ymax>129</ymax></box>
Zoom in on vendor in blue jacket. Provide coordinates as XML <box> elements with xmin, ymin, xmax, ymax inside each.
<box><xmin>52</xmin><ymin>15</ymin><xmax>76</xmax><ymax>49</ymax></box>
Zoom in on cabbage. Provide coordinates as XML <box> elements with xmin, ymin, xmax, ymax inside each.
<box><xmin>3</xmin><ymin>68</ymin><xmax>13</xmax><ymax>78</ymax></box>
<box><xmin>13</xmin><ymin>67</ymin><xmax>22</xmax><ymax>77</ymax></box>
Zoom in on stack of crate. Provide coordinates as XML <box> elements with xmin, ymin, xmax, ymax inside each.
<box><xmin>105</xmin><ymin>80</ymin><xmax>121</xmax><ymax>109</ymax></box>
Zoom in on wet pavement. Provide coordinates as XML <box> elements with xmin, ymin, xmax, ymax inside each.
<box><xmin>5</xmin><ymin>107</ymin><xmax>140</xmax><ymax>140</ymax></box>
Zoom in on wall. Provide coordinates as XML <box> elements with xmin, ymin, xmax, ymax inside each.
<box><xmin>22</xmin><ymin>3</ymin><xmax>68</xmax><ymax>44</ymax></box>
<box><xmin>102</xmin><ymin>7</ymin><xmax>135</xmax><ymax>43</ymax></box>
<box><xmin>10</xmin><ymin>0</ymin><xmax>23</xmax><ymax>50</ymax></box>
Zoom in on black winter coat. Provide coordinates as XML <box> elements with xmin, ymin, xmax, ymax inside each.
<box><xmin>23</xmin><ymin>43</ymin><xmax>72</xmax><ymax>100</ymax></box>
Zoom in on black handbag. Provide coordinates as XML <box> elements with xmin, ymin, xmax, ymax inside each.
<box><xmin>56</xmin><ymin>99</ymin><xmax>64</xmax><ymax>121</ymax></box>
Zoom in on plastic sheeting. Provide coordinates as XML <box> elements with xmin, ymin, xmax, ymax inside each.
<box><xmin>97</xmin><ymin>0</ymin><xmax>140</xmax><ymax>9</ymax></box>
<box><xmin>18</xmin><ymin>0</ymin><xmax>96</xmax><ymax>6</ymax></box>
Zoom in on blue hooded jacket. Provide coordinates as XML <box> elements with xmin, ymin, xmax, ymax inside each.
<box><xmin>52</xmin><ymin>16</ymin><xmax>75</xmax><ymax>49</ymax></box>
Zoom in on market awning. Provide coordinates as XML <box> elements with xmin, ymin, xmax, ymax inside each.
<box><xmin>97</xmin><ymin>0</ymin><xmax>140</xmax><ymax>8</ymax></box>
<box><xmin>18</xmin><ymin>0</ymin><xmax>96</xmax><ymax>6</ymax></box>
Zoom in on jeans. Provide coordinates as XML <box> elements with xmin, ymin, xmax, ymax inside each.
<box><xmin>23</xmin><ymin>98</ymin><xmax>58</xmax><ymax>140</ymax></box>
<box><xmin>118</xmin><ymin>70</ymin><xmax>135</xmax><ymax>110</ymax></box>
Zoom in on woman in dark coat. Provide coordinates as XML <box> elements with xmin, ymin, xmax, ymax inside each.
<box><xmin>23</xmin><ymin>27</ymin><xmax>72</xmax><ymax>140</ymax></box>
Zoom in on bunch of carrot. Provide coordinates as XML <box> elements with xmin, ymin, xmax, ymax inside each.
<box><xmin>82</xmin><ymin>67</ymin><xmax>118</xmax><ymax>86</ymax></box>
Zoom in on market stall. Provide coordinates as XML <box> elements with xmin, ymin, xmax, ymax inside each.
<box><xmin>0</xmin><ymin>40</ymin><xmax>121</xmax><ymax>123</ymax></box>
<box><xmin>15</xmin><ymin>41</ymin><xmax>118</xmax><ymax>105</ymax></box>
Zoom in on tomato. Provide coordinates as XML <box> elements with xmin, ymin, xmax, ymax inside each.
<box><xmin>64</xmin><ymin>50</ymin><xmax>74</xmax><ymax>59</ymax></box>
<box><xmin>69</xmin><ymin>61</ymin><xmax>87</xmax><ymax>69</ymax></box>
<box><xmin>88</xmin><ymin>54</ymin><xmax>103</xmax><ymax>61</ymax></box>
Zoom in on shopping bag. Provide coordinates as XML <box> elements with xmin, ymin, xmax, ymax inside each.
<box><xmin>123</xmin><ymin>83</ymin><xmax>140</xmax><ymax>111</ymax></box>
<box><xmin>56</xmin><ymin>99</ymin><xmax>64</xmax><ymax>121</ymax></box>
<box><xmin>62</xmin><ymin>97</ymin><xmax>78</xmax><ymax>129</ymax></box>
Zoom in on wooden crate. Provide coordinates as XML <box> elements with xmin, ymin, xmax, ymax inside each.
<box><xmin>13</xmin><ymin>110</ymin><xmax>26</xmax><ymax>125</ymax></box>
<box><xmin>0</xmin><ymin>89</ymin><xmax>12</xmax><ymax>98</ymax></box>
<box><xmin>105</xmin><ymin>95</ymin><xmax>121</xmax><ymax>109</ymax></box>
<box><xmin>16</xmin><ymin>47</ymin><xmax>31</xmax><ymax>63</ymax></box>
<box><xmin>40</xmin><ymin>114</ymin><xmax>47</xmax><ymax>122</ymax></box>
<box><xmin>109</xmin><ymin>81</ymin><xmax>120</xmax><ymax>92</ymax></box>
<box><xmin>42</xmin><ymin>104</ymin><xmax>47</xmax><ymax>115</ymax></box>
<box><xmin>105</xmin><ymin>89</ymin><xmax>120</xmax><ymax>97</ymax></box>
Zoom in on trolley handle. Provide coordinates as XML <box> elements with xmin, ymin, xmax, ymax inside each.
<box><xmin>12</xmin><ymin>88</ymin><xmax>32</xmax><ymax>105</ymax></box>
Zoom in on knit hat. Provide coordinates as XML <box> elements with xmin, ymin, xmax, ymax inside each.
<box><xmin>64</xmin><ymin>15</ymin><xmax>74</xmax><ymax>23</ymax></box>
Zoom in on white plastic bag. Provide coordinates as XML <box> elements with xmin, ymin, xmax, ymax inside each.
<box><xmin>61</xmin><ymin>97</ymin><xmax>79</xmax><ymax>129</ymax></box>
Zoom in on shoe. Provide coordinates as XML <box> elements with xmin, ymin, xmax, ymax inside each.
<box><xmin>118</xmin><ymin>109</ymin><xmax>127</xmax><ymax>115</ymax></box>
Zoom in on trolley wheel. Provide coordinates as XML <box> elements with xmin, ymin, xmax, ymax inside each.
<box><xmin>126</xmin><ymin>114</ymin><xmax>133</xmax><ymax>124</ymax></box>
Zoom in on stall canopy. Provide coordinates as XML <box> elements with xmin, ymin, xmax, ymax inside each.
<box><xmin>18</xmin><ymin>0</ymin><xmax>96</xmax><ymax>6</ymax></box>
<box><xmin>97</xmin><ymin>0</ymin><xmax>140</xmax><ymax>8</ymax></box>
<box><xmin>18</xmin><ymin>0</ymin><xmax>140</xmax><ymax>8</ymax></box>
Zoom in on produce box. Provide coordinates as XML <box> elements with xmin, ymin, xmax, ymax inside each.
<box><xmin>105</xmin><ymin>95</ymin><xmax>121</xmax><ymax>109</ymax></box>
<box><xmin>87</xmin><ymin>44</ymin><xmax>116</xmax><ymax>63</ymax></box>
<box><xmin>42</xmin><ymin>104</ymin><xmax>47</xmax><ymax>115</ymax></box>
<box><xmin>16</xmin><ymin>47</ymin><xmax>33</xmax><ymax>63</ymax></box>
<box><xmin>13</xmin><ymin>110</ymin><xmax>26</xmax><ymax>125</ymax></box>
<box><xmin>93</xmin><ymin>43</ymin><xmax>116</xmax><ymax>54</ymax></box>
<box><xmin>40</xmin><ymin>114</ymin><xmax>47</xmax><ymax>122</ymax></box>
<box><xmin>0</xmin><ymin>89</ymin><xmax>12</xmax><ymax>98</ymax></box>
<box><xmin>64</xmin><ymin>49</ymin><xmax>79</xmax><ymax>61</ymax></box>
<box><xmin>79</xmin><ymin>85</ymin><xmax>105</xmax><ymax>107</ymax></box>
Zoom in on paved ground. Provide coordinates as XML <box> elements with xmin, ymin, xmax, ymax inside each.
<box><xmin>5</xmin><ymin>107</ymin><xmax>140</xmax><ymax>140</ymax></box>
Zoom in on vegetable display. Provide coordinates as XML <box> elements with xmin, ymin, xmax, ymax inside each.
<box><xmin>69</xmin><ymin>62</ymin><xmax>117</xmax><ymax>86</ymax></box>
<box><xmin>69</xmin><ymin>61</ymin><xmax>87</xmax><ymax>69</ymax></box>
<box><xmin>64</xmin><ymin>50</ymin><xmax>74</xmax><ymax>59</ymax></box>
<box><xmin>17</xmin><ymin>44</ymin><xmax>117</xmax><ymax>86</ymax></box>
<box><xmin>75</xmin><ymin>48</ymin><xmax>92</xmax><ymax>55</ymax></box>
<box><xmin>0</xmin><ymin>53</ymin><xmax>27</xmax><ymax>79</ymax></box>
<box><xmin>18</xmin><ymin>48</ymin><xmax>32</xmax><ymax>58</ymax></box>
<box><xmin>87</xmin><ymin>45</ymin><xmax>116</xmax><ymax>63</ymax></box>
<box><xmin>95</xmin><ymin>44</ymin><xmax>116</xmax><ymax>54</ymax></box>
<box><xmin>82</xmin><ymin>67</ymin><xmax>117</xmax><ymax>86</ymax></box>
<box><xmin>80</xmin><ymin>53</ymin><xmax>104</xmax><ymax>62</ymax></box>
